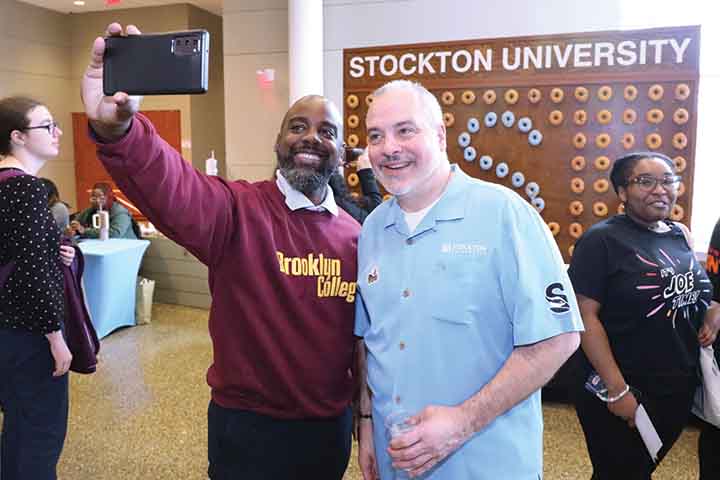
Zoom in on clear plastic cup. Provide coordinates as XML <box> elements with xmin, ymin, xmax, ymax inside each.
<box><xmin>384</xmin><ymin>410</ymin><xmax>415</xmax><ymax>479</ymax></box>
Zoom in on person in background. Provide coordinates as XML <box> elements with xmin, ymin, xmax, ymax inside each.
<box><xmin>568</xmin><ymin>151</ymin><xmax>720</xmax><ymax>479</ymax></box>
<box><xmin>40</xmin><ymin>177</ymin><xmax>70</xmax><ymax>231</ymax></box>
<box><xmin>81</xmin><ymin>23</ymin><xmax>360</xmax><ymax>480</ymax></box>
<box><xmin>329</xmin><ymin>148</ymin><xmax>383</xmax><ymax>224</ymax></box>
<box><xmin>699</xmin><ymin>216</ymin><xmax>720</xmax><ymax>479</ymax></box>
<box><xmin>0</xmin><ymin>96</ymin><xmax>75</xmax><ymax>480</ymax></box>
<box><xmin>67</xmin><ymin>182</ymin><xmax>137</xmax><ymax>239</ymax></box>
<box><xmin>354</xmin><ymin>80</ymin><xmax>582</xmax><ymax>480</ymax></box>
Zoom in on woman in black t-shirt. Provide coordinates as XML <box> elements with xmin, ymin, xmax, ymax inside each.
<box><xmin>0</xmin><ymin>96</ymin><xmax>74</xmax><ymax>479</ymax></box>
<box><xmin>568</xmin><ymin>152</ymin><xmax>720</xmax><ymax>479</ymax></box>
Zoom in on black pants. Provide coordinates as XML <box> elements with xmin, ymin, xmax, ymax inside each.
<box><xmin>698</xmin><ymin>419</ymin><xmax>720</xmax><ymax>479</ymax></box>
<box><xmin>207</xmin><ymin>400</ymin><xmax>352</xmax><ymax>480</ymax></box>
<box><xmin>0</xmin><ymin>329</ymin><xmax>69</xmax><ymax>480</ymax></box>
<box><xmin>575</xmin><ymin>379</ymin><xmax>695</xmax><ymax>480</ymax></box>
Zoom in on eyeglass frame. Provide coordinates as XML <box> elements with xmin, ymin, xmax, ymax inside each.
<box><xmin>23</xmin><ymin>121</ymin><xmax>61</xmax><ymax>136</ymax></box>
<box><xmin>625</xmin><ymin>174</ymin><xmax>682</xmax><ymax>192</ymax></box>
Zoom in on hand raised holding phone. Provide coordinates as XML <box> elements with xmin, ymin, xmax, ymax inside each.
<box><xmin>81</xmin><ymin>23</ymin><xmax>143</xmax><ymax>142</ymax></box>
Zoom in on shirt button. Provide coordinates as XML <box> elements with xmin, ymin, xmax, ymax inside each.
<box><xmin>399</xmin><ymin>341</ymin><xmax>406</xmax><ymax>350</ymax></box>
<box><xmin>395</xmin><ymin>395</ymin><xmax>401</xmax><ymax>404</ymax></box>
<box><xmin>402</xmin><ymin>289</ymin><xmax>411</xmax><ymax>298</ymax></box>
<box><xmin>406</xmin><ymin>238</ymin><xmax>414</xmax><ymax>245</ymax></box>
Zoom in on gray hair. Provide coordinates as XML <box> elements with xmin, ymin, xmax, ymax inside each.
<box><xmin>371</xmin><ymin>80</ymin><xmax>443</xmax><ymax>129</ymax></box>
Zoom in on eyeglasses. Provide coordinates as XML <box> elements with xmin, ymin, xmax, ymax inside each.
<box><xmin>627</xmin><ymin>175</ymin><xmax>681</xmax><ymax>192</ymax></box>
<box><xmin>24</xmin><ymin>122</ymin><xmax>60</xmax><ymax>136</ymax></box>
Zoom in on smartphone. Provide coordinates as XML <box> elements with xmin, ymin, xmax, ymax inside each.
<box><xmin>103</xmin><ymin>30</ymin><xmax>210</xmax><ymax>96</ymax></box>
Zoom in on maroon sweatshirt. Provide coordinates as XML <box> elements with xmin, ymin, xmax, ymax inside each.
<box><xmin>95</xmin><ymin>114</ymin><xmax>360</xmax><ymax>419</ymax></box>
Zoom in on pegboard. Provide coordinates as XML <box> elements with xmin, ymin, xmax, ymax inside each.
<box><xmin>343</xmin><ymin>26</ymin><xmax>700</xmax><ymax>262</ymax></box>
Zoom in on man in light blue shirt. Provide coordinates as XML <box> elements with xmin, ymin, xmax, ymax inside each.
<box><xmin>354</xmin><ymin>80</ymin><xmax>584</xmax><ymax>480</ymax></box>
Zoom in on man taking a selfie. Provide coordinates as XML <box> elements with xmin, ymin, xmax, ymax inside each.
<box><xmin>82</xmin><ymin>23</ymin><xmax>360</xmax><ymax>480</ymax></box>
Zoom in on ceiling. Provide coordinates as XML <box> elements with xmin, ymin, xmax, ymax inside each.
<box><xmin>19</xmin><ymin>0</ymin><xmax>223</xmax><ymax>15</ymax></box>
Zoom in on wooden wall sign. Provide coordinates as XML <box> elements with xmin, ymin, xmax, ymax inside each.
<box><xmin>343</xmin><ymin>26</ymin><xmax>700</xmax><ymax>261</ymax></box>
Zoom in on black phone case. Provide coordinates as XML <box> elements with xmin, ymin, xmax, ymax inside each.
<box><xmin>103</xmin><ymin>30</ymin><xmax>209</xmax><ymax>96</ymax></box>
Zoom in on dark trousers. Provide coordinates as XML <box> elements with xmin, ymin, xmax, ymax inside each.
<box><xmin>699</xmin><ymin>419</ymin><xmax>720</xmax><ymax>480</ymax></box>
<box><xmin>207</xmin><ymin>400</ymin><xmax>352</xmax><ymax>480</ymax></box>
<box><xmin>575</xmin><ymin>380</ymin><xmax>695</xmax><ymax>480</ymax></box>
<box><xmin>0</xmin><ymin>329</ymin><xmax>69</xmax><ymax>480</ymax></box>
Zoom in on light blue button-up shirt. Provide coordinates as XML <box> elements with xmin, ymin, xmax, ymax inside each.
<box><xmin>355</xmin><ymin>165</ymin><xmax>583</xmax><ymax>480</ymax></box>
<box><xmin>275</xmin><ymin>170</ymin><xmax>339</xmax><ymax>216</ymax></box>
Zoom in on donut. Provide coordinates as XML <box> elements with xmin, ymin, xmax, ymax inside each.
<box><xmin>528</xmin><ymin>129</ymin><xmax>543</xmax><ymax>147</ymax></box>
<box><xmin>568</xmin><ymin>245</ymin><xmax>575</xmax><ymax>257</ymax></box>
<box><xmin>550</xmin><ymin>88</ymin><xmax>564</xmax><ymax>103</ymax></box>
<box><xmin>480</xmin><ymin>155</ymin><xmax>493</xmax><ymax>170</ymax></box>
<box><xmin>671</xmin><ymin>204</ymin><xmax>685</xmax><ymax>221</ymax></box>
<box><xmin>365</xmin><ymin>95</ymin><xmax>374</xmax><ymax>107</ymax></box>
<box><xmin>549</xmin><ymin>110</ymin><xmax>564</xmax><ymax>126</ymax></box>
<box><xmin>595</xmin><ymin>133</ymin><xmax>611</xmax><ymax>149</ymax></box>
<box><xmin>648</xmin><ymin>84</ymin><xmax>664</xmax><ymax>101</ymax></box>
<box><xmin>645</xmin><ymin>133</ymin><xmax>662</xmax><ymax>150</ymax></box>
<box><xmin>574</xmin><ymin>110</ymin><xmax>588</xmax><ymax>126</ymax></box>
<box><xmin>622</xmin><ymin>133</ymin><xmax>635</xmax><ymax>150</ymax></box>
<box><xmin>347</xmin><ymin>114</ymin><xmax>359</xmax><ymax>129</ymax></box>
<box><xmin>594</xmin><ymin>156</ymin><xmax>610</xmax><ymax>171</ymax></box>
<box><xmin>532</xmin><ymin>197</ymin><xmax>545</xmax><ymax>212</ymax></box>
<box><xmin>464</xmin><ymin>146</ymin><xmax>477</xmax><ymax>162</ymax></box>
<box><xmin>597</xmin><ymin>86</ymin><xmax>613</xmax><ymax>101</ymax></box>
<box><xmin>675</xmin><ymin>83</ymin><xmax>691</xmax><ymax>101</ymax></box>
<box><xmin>569</xmin><ymin>222</ymin><xmax>584</xmax><ymax>239</ymax></box>
<box><xmin>569</xmin><ymin>201</ymin><xmax>584</xmax><ymax>217</ymax></box>
<box><xmin>350</xmin><ymin>192</ymin><xmax>360</xmax><ymax>200</ymax></box>
<box><xmin>623</xmin><ymin>108</ymin><xmax>637</xmax><ymax>125</ymax></box>
<box><xmin>467</xmin><ymin>117</ymin><xmax>481</xmax><ymax>133</ymax></box>
<box><xmin>678</xmin><ymin>182</ymin><xmax>686</xmax><ymax>197</ymax></box>
<box><xmin>593</xmin><ymin>178</ymin><xmax>610</xmax><ymax>193</ymax></box>
<box><xmin>570</xmin><ymin>177</ymin><xmax>585</xmax><ymax>194</ymax></box>
<box><xmin>596</xmin><ymin>109</ymin><xmax>612</xmax><ymax>125</ymax></box>
<box><xmin>517</xmin><ymin>117</ymin><xmax>533</xmax><ymax>133</ymax></box>
<box><xmin>347</xmin><ymin>134</ymin><xmax>359</xmax><ymax>147</ymax></box>
<box><xmin>484</xmin><ymin>112</ymin><xmax>498</xmax><ymax>128</ymax></box>
<box><xmin>624</xmin><ymin>85</ymin><xmax>638</xmax><ymax>101</ymax></box>
<box><xmin>511</xmin><ymin>172</ymin><xmax>525</xmax><ymax>188</ymax></box>
<box><xmin>501</xmin><ymin>111</ymin><xmax>515</xmax><ymax>128</ymax></box>
<box><xmin>574</xmin><ymin>86</ymin><xmax>589</xmax><ymax>103</ymax></box>
<box><xmin>571</xmin><ymin>155</ymin><xmax>586</xmax><ymax>172</ymax></box>
<box><xmin>443</xmin><ymin>112</ymin><xmax>455</xmax><ymax>128</ymax></box>
<box><xmin>382</xmin><ymin>193</ymin><xmax>392</xmax><ymax>202</ymax></box>
<box><xmin>673</xmin><ymin>156</ymin><xmax>687</xmax><ymax>173</ymax></box>
<box><xmin>646</xmin><ymin>108</ymin><xmax>664</xmax><ymax>124</ymax></box>
<box><xmin>496</xmin><ymin>162</ymin><xmax>509</xmax><ymax>178</ymax></box>
<box><xmin>573</xmin><ymin>133</ymin><xmax>587</xmax><ymax>149</ymax></box>
<box><xmin>525</xmin><ymin>182</ymin><xmax>540</xmax><ymax>198</ymax></box>
<box><xmin>441</xmin><ymin>91</ymin><xmax>455</xmax><ymax>106</ymax></box>
<box><xmin>593</xmin><ymin>202</ymin><xmax>609</xmax><ymax>217</ymax></box>
<box><xmin>483</xmin><ymin>90</ymin><xmax>497</xmax><ymax>105</ymax></box>
<box><xmin>347</xmin><ymin>173</ymin><xmax>360</xmax><ymax>187</ymax></box>
<box><xmin>346</xmin><ymin>94</ymin><xmax>359</xmax><ymax>109</ymax></box>
<box><xmin>617</xmin><ymin>203</ymin><xmax>626</xmax><ymax>214</ymax></box>
<box><xmin>548</xmin><ymin>222</ymin><xmax>560</xmax><ymax>237</ymax></box>
<box><xmin>528</xmin><ymin>88</ymin><xmax>542</xmax><ymax>104</ymax></box>
<box><xmin>458</xmin><ymin>132</ymin><xmax>471</xmax><ymax>148</ymax></box>
<box><xmin>672</xmin><ymin>132</ymin><xmax>688</xmax><ymax>150</ymax></box>
<box><xmin>673</xmin><ymin>108</ymin><xmax>689</xmax><ymax>125</ymax></box>
<box><xmin>461</xmin><ymin>90</ymin><xmax>476</xmax><ymax>105</ymax></box>
<box><xmin>504</xmin><ymin>89</ymin><xmax>519</xmax><ymax>105</ymax></box>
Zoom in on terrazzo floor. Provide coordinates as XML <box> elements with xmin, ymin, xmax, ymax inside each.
<box><xmin>2</xmin><ymin>304</ymin><xmax>703</xmax><ymax>479</ymax></box>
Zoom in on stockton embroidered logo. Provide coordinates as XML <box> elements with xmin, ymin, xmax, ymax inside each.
<box><xmin>440</xmin><ymin>242</ymin><xmax>487</xmax><ymax>256</ymax></box>
<box><xmin>545</xmin><ymin>283</ymin><xmax>571</xmax><ymax>314</ymax></box>
<box><xmin>276</xmin><ymin>251</ymin><xmax>356</xmax><ymax>302</ymax></box>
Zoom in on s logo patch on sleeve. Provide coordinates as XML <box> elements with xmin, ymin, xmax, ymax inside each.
<box><xmin>545</xmin><ymin>282</ymin><xmax>570</xmax><ymax>314</ymax></box>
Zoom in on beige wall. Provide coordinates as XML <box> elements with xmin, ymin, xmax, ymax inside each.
<box><xmin>1</xmin><ymin>1</ymin><xmax>225</xmax><ymax>208</ymax></box>
<box><xmin>0</xmin><ymin>0</ymin><xmax>75</xmax><ymax>206</ymax></box>
<box><xmin>189</xmin><ymin>5</ymin><xmax>226</xmax><ymax>176</ymax></box>
<box><xmin>222</xmin><ymin>0</ymin><xmax>289</xmax><ymax>182</ymax></box>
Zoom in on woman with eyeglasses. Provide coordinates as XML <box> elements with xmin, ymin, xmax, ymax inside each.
<box><xmin>567</xmin><ymin>151</ymin><xmax>720</xmax><ymax>479</ymax></box>
<box><xmin>0</xmin><ymin>96</ymin><xmax>74</xmax><ymax>480</ymax></box>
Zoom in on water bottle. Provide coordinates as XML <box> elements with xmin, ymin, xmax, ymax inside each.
<box><xmin>92</xmin><ymin>207</ymin><xmax>110</xmax><ymax>241</ymax></box>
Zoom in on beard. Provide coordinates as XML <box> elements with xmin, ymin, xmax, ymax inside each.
<box><xmin>277</xmin><ymin>151</ymin><xmax>336</xmax><ymax>195</ymax></box>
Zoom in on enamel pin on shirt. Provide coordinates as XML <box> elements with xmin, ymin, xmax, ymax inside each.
<box><xmin>367</xmin><ymin>266</ymin><xmax>379</xmax><ymax>285</ymax></box>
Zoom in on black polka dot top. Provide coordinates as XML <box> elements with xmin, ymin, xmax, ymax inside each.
<box><xmin>0</xmin><ymin>168</ymin><xmax>64</xmax><ymax>334</ymax></box>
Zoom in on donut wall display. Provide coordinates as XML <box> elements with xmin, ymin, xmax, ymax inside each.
<box><xmin>344</xmin><ymin>26</ymin><xmax>700</xmax><ymax>261</ymax></box>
